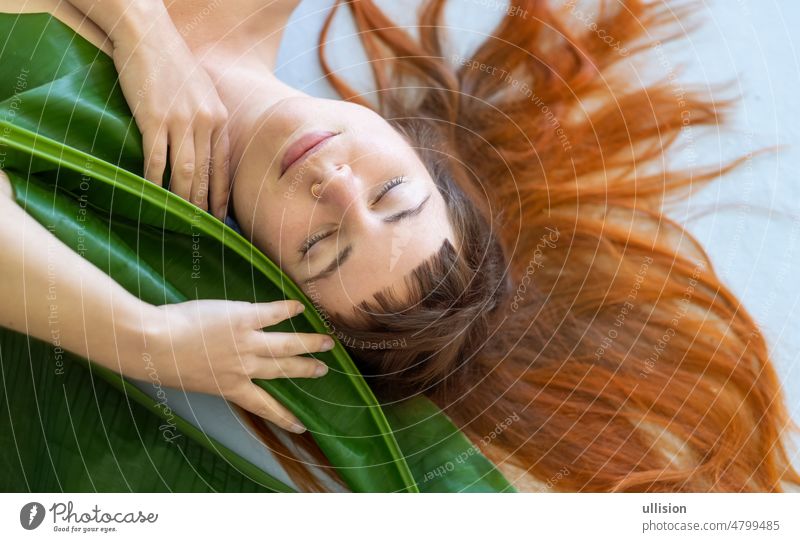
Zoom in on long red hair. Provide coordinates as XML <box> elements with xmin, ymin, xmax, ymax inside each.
<box><xmin>241</xmin><ymin>0</ymin><xmax>800</xmax><ymax>492</ymax></box>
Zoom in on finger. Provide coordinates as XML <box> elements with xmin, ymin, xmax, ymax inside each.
<box><xmin>168</xmin><ymin>124</ymin><xmax>195</xmax><ymax>201</ymax></box>
<box><xmin>142</xmin><ymin>128</ymin><xmax>168</xmax><ymax>186</ymax></box>
<box><xmin>209</xmin><ymin>128</ymin><xmax>231</xmax><ymax>220</ymax></box>
<box><xmin>190</xmin><ymin>128</ymin><xmax>211</xmax><ymax>211</ymax></box>
<box><xmin>248</xmin><ymin>300</ymin><xmax>306</xmax><ymax>329</ymax></box>
<box><xmin>234</xmin><ymin>385</ymin><xmax>306</xmax><ymax>433</ymax></box>
<box><xmin>247</xmin><ymin>355</ymin><xmax>328</xmax><ymax>380</ymax></box>
<box><xmin>254</xmin><ymin>332</ymin><xmax>335</xmax><ymax>359</ymax></box>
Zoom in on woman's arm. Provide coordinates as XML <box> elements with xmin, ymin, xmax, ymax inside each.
<box><xmin>0</xmin><ymin>171</ymin><xmax>331</xmax><ymax>433</ymax></box>
<box><xmin>64</xmin><ymin>0</ymin><xmax>232</xmax><ymax>219</ymax></box>
<box><xmin>64</xmin><ymin>0</ymin><xmax>163</xmax><ymax>40</ymax></box>
<box><xmin>0</xmin><ymin>169</ymin><xmax>155</xmax><ymax>373</ymax></box>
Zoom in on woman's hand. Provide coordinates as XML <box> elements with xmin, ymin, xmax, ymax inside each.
<box><xmin>5</xmin><ymin>169</ymin><xmax>328</xmax><ymax>435</ymax></box>
<box><xmin>67</xmin><ymin>1</ymin><xmax>231</xmax><ymax>218</ymax></box>
<box><xmin>5</xmin><ymin>170</ymin><xmax>330</xmax><ymax>435</ymax></box>
<box><xmin>111</xmin><ymin>30</ymin><xmax>231</xmax><ymax>219</ymax></box>
<box><xmin>133</xmin><ymin>300</ymin><xmax>333</xmax><ymax>434</ymax></box>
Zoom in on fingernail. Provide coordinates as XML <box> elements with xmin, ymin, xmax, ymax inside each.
<box><xmin>290</xmin><ymin>421</ymin><xmax>307</xmax><ymax>434</ymax></box>
<box><xmin>315</xmin><ymin>363</ymin><xmax>328</xmax><ymax>377</ymax></box>
<box><xmin>293</xmin><ymin>303</ymin><xmax>305</xmax><ymax>316</ymax></box>
<box><xmin>322</xmin><ymin>338</ymin><xmax>334</xmax><ymax>351</ymax></box>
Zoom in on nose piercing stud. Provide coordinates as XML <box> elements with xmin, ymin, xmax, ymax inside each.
<box><xmin>311</xmin><ymin>182</ymin><xmax>323</xmax><ymax>199</ymax></box>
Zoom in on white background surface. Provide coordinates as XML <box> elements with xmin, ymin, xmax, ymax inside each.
<box><xmin>647</xmin><ymin>0</ymin><xmax>800</xmax><ymax>465</ymax></box>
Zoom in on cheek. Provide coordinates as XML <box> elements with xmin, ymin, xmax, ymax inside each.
<box><xmin>252</xmin><ymin>207</ymin><xmax>305</xmax><ymax>262</ymax></box>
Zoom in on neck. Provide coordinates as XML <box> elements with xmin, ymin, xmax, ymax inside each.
<box><xmin>165</xmin><ymin>0</ymin><xmax>306</xmax><ymax>168</ymax></box>
<box><xmin>203</xmin><ymin>55</ymin><xmax>306</xmax><ymax>167</ymax></box>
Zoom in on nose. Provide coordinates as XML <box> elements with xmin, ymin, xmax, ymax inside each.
<box><xmin>313</xmin><ymin>164</ymin><xmax>360</xmax><ymax>210</ymax></box>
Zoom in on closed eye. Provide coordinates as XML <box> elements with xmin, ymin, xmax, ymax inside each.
<box><xmin>299</xmin><ymin>229</ymin><xmax>335</xmax><ymax>256</ymax></box>
<box><xmin>300</xmin><ymin>176</ymin><xmax>406</xmax><ymax>256</ymax></box>
<box><xmin>371</xmin><ymin>176</ymin><xmax>406</xmax><ymax>205</ymax></box>
<box><xmin>302</xmin><ymin>193</ymin><xmax>433</xmax><ymax>284</ymax></box>
<box><xmin>383</xmin><ymin>194</ymin><xmax>430</xmax><ymax>223</ymax></box>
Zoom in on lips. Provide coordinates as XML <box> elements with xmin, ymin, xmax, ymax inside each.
<box><xmin>280</xmin><ymin>131</ymin><xmax>338</xmax><ymax>177</ymax></box>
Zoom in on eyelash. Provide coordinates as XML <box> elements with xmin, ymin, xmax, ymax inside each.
<box><xmin>300</xmin><ymin>230</ymin><xmax>333</xmax><ymax>256</ymax></box>
<box><xmin>372</xmin><ymin>176</ymin><xmax>406</xmax><ymax>204</ymax></box>
<box><xmin>300</xmin><ymin>176</ymin><xmax>406</xmax><ymax>256</ymax></box>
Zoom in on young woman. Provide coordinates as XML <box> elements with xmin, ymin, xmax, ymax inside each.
<box><xmin>1</xmin><ymin>0</ymin><xmax>798</xmax><ymax>492</ymax></box>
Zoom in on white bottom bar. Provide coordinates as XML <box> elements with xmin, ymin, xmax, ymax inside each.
<box><xmin>3</xmin><ymin>493</ymin><xmax>799</xmax><ymax>541</ymax></box>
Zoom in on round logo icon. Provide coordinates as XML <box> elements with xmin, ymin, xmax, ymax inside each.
<box><xmin>20</xmin><ymin>502</ymin><xmax>45</xmax><ymax>530</ymax></box>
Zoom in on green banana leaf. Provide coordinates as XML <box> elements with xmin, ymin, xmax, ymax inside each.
<box><xmin>0</xmin><ymin>323</ymin><xmax>294</xmax><ymax>492</ymax></box>
<box><xmin>0</xmin><ymin>12</ymin><xmax>514</xmax><ymax>492</ymax></box>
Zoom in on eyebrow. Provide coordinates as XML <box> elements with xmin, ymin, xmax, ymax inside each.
<box><xmin>383</xmin><ymin>194</ymin><xmax>430</xmax><ymax>223</ymax></box>
<box><xmin>303</xmin><ymin>194</ymin><xmax>432</xmax><ymax>284</ymax></box>
<box><xmin>303</xmin><ymin>244</ymin><xmax>353</xmax><ymax>285</ymax></box>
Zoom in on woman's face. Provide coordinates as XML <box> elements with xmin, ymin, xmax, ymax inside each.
<box><xmin>233</xmin><ymin>96</ymin><xmax>455</xmax><ymax>316</ymax></box>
